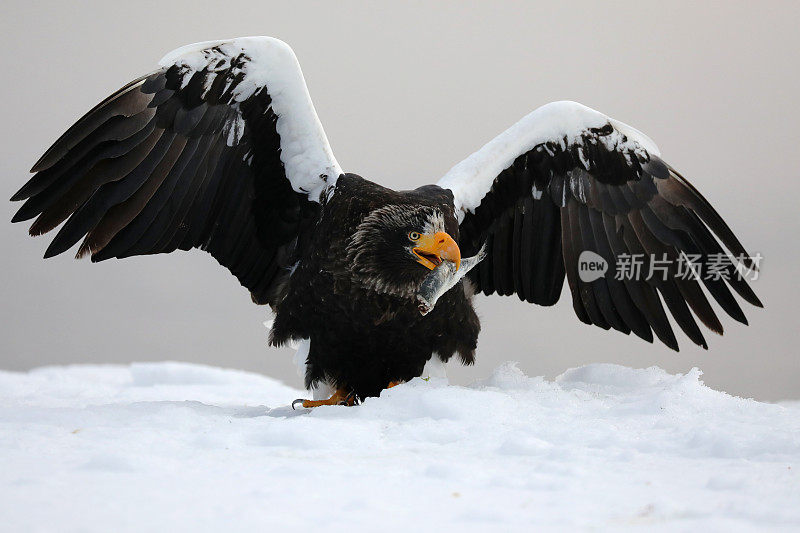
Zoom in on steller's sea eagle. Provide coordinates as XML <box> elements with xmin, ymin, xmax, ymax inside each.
<box><xmin>11</xmin><ymin>37</ymin><xmax>762</xmax><ymax>407</ymax></box>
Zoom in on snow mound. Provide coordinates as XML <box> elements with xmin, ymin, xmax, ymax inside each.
<box><xmin>1</xmin><ymin>361</ymin><xmax>798</xmax><ymax>531</ymax></box>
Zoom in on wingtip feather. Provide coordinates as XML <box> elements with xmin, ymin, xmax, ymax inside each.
<box><xmin>11</xmin><ymin>207</ymin><xmax>35</xmax><ymax>224</ymax></box>
<box><xmin>10</xmin><ymin>187</ymin><xmax>29</xmax><ymax>202</ymax></box>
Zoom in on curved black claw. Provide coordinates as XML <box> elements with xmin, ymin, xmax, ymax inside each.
<box><xmin>340</xmin><ymin>392</ymin><xmax>359</xmax><ymax>406</ymax></box>
<box><xmin>292</xmin><ymin>399</ymin><xmax>307</xmax><ymax>410</ymax></box>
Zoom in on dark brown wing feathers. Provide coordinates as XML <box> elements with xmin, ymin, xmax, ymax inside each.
<box><xmin>458</xmin><ymin>131</ymin><xmax>761</xmax><ymax>351</ymax></box>
<box><xmin>11</xmin><ymin>50</ymin><xmax>318</xmax><ymax>306</ymax></box>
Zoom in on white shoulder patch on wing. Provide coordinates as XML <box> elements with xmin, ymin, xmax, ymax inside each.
<box><xmin>159</xmin><ymin>36</ymin><xmax>342</xmax><ymax>202</ymax></box>
<box><xmin>437</xmin><ymin>101</ymin><xmax>660</xmax><ymax>217</ymax></box>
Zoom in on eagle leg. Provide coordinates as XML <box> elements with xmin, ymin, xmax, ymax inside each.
<box><xmin>292</xmin><ymin>388</ymin><xmax>357</xmax><ymax>409</ymax></box>
<box><xmin>291</xmin><ymin>381</ymin><xmax>404</xmax><ymax>410</ymax></box>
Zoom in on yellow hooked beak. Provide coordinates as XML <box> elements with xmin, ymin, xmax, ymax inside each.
<box><xmin>412</xmin><ymin>231</ymin><xmax>461</xmax><ymax>271</ymax></box>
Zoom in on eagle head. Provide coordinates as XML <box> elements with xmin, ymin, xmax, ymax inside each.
<box><xmin>347</xmin><ymin>204</ymin><xmax>461</xmax><ymax>298</ymax></box>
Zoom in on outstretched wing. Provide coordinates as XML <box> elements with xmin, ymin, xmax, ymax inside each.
<box><xmin>438</xmin><ymin>101</ymin><xmax>761</xmax><ymax>350</ymax></box>
<box><xmin>11</xmin><ymin>36</ymin><xmax>341</xmax><ymax>305</ymax></box>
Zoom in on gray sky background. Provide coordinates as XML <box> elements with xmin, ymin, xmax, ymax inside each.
<box><xmin>1</xmin><ymin>1</ymin><xmax>798</xmax><ymax>400</ymax></box>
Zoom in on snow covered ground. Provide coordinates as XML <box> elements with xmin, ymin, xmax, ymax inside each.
<box><xmin>1</xmin><ymin>361</ymin><xmax>798</xmax><ymax>532</ymax></box>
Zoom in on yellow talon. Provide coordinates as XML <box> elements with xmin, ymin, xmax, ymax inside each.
<box><xmin>292</xmin><ymin>388</ymin><xmax>356</xmax><ymax>409</ymax></box>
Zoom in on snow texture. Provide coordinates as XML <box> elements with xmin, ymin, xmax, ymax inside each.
<box><xmin>160</xmin><ymin>37</ymin><xmax>341</xmax><ymax>202</ymax></box>
<box><xmin>1</xmin><ymin>361</ymin><xmax>798</xmax><ymax>532</ymax></box>
<box><xmin>437</xmin><ymin>101</ymin><xmax>661</xmax><ymax>219</ymax></box>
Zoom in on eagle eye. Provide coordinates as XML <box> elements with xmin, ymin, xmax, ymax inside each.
<box><xmin>408</xmin><ymin>231</ymin><xmax>421</xmax><ymax>241</ymax></box>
